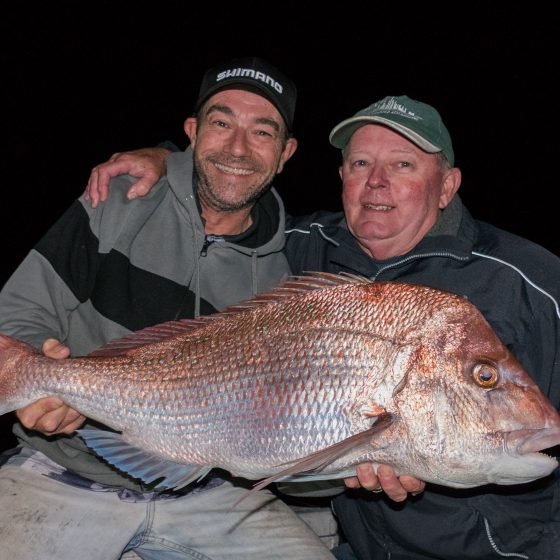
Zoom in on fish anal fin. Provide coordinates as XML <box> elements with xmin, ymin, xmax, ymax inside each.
<box><xmin>78</xmin><ymin>429</ymin><xmax>210</xmax><ymax>490</ymax></box>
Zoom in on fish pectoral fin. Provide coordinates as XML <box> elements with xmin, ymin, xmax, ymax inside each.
<box><xmin>232</xmin><ymin>412</ymin><xmax>394</xmax><ymax>510</ymax></box>
<box><xmin>361</xmin><ymin>402</ymin><xmax>387</xmax><ymax>418</ymax></box>
<box><xmin>78</xmin><ymin>429</ymin><xmax>210</xmax><ymax>490</ymax></box>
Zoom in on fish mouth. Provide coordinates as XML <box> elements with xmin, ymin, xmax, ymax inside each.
<box><xmin>476</xmin><ymin>427</ymin><xmax>560</xmax><ymax>486</ymax></box>
<box><xmin>505</xmin><ymin>426</ymin><xmax>560</xmax><ymax>457</ymax></box>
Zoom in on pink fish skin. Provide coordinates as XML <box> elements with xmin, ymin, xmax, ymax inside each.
<box><xmin>0</xmin><ymin>272</ymin><xmax>559</xmax><ymax>491</ymax></box>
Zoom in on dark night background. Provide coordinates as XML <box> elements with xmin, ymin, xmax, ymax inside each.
<box><xmin>1</xmin><ymin>5</ymin><xmax>557</xmax><ymax>446</ymax></box>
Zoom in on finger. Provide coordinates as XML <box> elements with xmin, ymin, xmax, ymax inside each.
<box><xmin>398</xmin><ymin>475</ymin><xmax>426</xmax><ymax>496</ymax></box>
<box><xmin>42</xmin><ymin>338</ymin><xmax>70</xmax><ymax>359</ymax></box>
<box><xmin>377</xmin><ymin>464</ymin><xmax>407</xmax><ymax>502</ymax></box>
<box><xmin>30</xmin><ymin>404</ymin><xmax>84</xmax><ymax>435</ymax></box>
<box><xmin>34</xmin><ymin>407</ymin><xmax>71</xmax><ymax>433</ymax></box>
<box><xmin>16</xmin><ymin>397</ymin><xmax>66</xmax><ymax>429</ymax></box>
<box><xmin>56</xmin><ymin>410</ymin><xmax>87</xmax><ymax>434</ymax></box>
<box><xmin>343</xmin><ymin>476</ymin><xmax>362</xmax><ymax>489</ymax></box>
<box><xmin>355</xmin><ymin>463</ymin><xmax>381</xmax><ymax>491</ymax></box>
<box><xmin>97</xmin><ymin>160</ymin><xmax>137</xmax><ymax>202</ymax></box>
<box><xmin>126</xmin><ymin>183</ymin><xmax>141</xmax><ymax>200</ymax></box>
<box><xmin>127</xmin><ymin>175</ymin><xmax>158</xmax><ymax>199</ymax></box>
<box><xmin>86</xmin><ymin>167</ymin><xmax>100</xmax><ymax>208</ymax></box>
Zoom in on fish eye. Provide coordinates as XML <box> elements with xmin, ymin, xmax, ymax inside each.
<box><xmin>472</xmin><ymin>363</ymin><xmax>499</xmax><ymax>388</ymax></box>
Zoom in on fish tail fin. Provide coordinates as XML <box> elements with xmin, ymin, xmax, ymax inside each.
<box><xmin>0</xmin><ymin>333</ymin><xmax>41</xmax><ymax>415</ymax></box>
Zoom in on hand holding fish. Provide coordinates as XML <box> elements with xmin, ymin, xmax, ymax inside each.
<box><xmin>15</xmin><ymin>338</ymin><xmax>86</xmax><ymax>435</ymax></box>
<box><xmin>345</xmin><ymin>463</ymin><xmax>426</xmax><ymax>501</ymax></box>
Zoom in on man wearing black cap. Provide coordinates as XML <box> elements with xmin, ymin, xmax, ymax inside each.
<box><xmin>0</xmin><ymin>57</ymin><xmax>337</xmax><ymax>559</ymax></box>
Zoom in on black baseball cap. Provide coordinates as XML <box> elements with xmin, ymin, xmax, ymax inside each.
<box><xmin>194</xmin><ymin>56</ymin><xmax>297</xmax><ymax>132</ymax></box>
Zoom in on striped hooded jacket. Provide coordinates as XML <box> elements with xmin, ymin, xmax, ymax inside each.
<box><xmin>0</xmin><ymin>147</ymin><xmax>291</xmax><ymax>489</ymax></box>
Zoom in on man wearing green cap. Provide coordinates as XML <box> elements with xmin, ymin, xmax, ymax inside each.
<box><xmin>80</xmin><ymin>94</ymin><xmax>560</xmax><ymax>558</ymax></box>
<box><xmin>329</xmin><ymin>95</ymin><xmax>455</xmax><ymax>163</ymax></box>
<box><xmin>286</xmin><ymin>95</ymin><xmax>560</xmax><ymax>559</ymax></box>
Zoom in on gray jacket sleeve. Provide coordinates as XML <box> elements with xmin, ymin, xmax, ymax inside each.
<box><xmin>0</xmin><ymin>249</ymin><xmax>80</xmax><ymax>349</ymax></box>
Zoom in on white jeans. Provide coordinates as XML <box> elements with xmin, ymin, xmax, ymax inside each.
<box><xmin>0</xmin><ymin>450</ymin><xmax>336</xmax><ymax>560</ymax></box>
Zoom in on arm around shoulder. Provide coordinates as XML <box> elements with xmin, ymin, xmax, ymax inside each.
<box><xmin>85</xmin><ymin>146</ymin><xmax>174</xmax><ymax>207</ymax></box>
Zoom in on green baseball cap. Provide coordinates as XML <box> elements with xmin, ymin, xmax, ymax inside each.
<box><xmin>329</xmin><ymin>95</ymin><xmax>454</xmax><ymax>166</ymax></box>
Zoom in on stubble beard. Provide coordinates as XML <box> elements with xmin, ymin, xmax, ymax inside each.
<box><xmin>194</xmin><ymin>153</ymin><xmax>276</xmax><ymax>212</ymax></box>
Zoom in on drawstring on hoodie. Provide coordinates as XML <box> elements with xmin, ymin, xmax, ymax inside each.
<box><xmin>184</xmin><ymin>193</ymin><xmax>203</xmax><ymax>319</ymax></box>
<box><xmin>186</xmin><ymin>189</ymin><xmax>265</xmax><ymax>316</ymax></box>
<box><xmin>251</xmin><ymin>250</ymin><xmax>258</xmax><ymax>296</ymax></box>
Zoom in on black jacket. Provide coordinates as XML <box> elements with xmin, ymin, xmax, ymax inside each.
<box><xmin>286</xmin><ymin>197</ymin><xmax>560</xmax><ymax>559</ymax></box>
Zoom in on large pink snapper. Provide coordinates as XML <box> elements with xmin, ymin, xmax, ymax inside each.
<box><xmin>0</xmin><ymin>273</ymin><xmax>559</xmax><ymax>491</ymax></box>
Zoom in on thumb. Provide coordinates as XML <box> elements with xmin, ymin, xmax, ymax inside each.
<box><xmin>127</xmin><ymin>181</ymin><xmax>152</xmax><ymax>199</ymax></box>
<box><xmin>42</xmin><ymin>338</ymin><xmax>70</xmax><ymax>359</ymax></box>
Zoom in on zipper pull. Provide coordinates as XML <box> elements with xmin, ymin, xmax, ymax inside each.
<box><xmin>200</xmin><ymin>236</ymin><xmax>212</xmax><ymax>257</ymax></box>
<box><xmin>200</xmin><ymin>235</ymin><xmax>224</xmax><ymax>257</ymax></box>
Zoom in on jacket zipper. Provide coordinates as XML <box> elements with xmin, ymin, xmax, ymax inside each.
<box><xmin>200</xmin><ymin>235</ymin><xmax>224</xmax><ymax>257</ymax></box>
<box><xmin>372</xmin><ymin>251</ymin><xmax>470</xmax><ymax>280</ymax></box>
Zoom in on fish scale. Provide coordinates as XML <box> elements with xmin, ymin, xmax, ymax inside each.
<box><xmin>0</xmin><ymin>272</ymin><xmax>559</xmax><ymax>492</ymax></box>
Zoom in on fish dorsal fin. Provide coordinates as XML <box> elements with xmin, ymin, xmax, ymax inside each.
<box><xmin>88</xmin><ymin>272</ymin><xmax>370</xmax><ymax>358</ymax></box>
<box><xmin>261</xmin><ymin>271</ymin><xmax>370</xmax><ymax>296</ymax></box>
<box><xmin>219</xmin><ymin>271</ymin><xmax>370</xmax><ymax>312</ymax></box>
<box><xmin>87</xmin><ymin>319</ymin><xmax>210</xmax><ymax>357</ymax></box>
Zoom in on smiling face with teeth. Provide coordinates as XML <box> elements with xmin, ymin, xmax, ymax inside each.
<box><xmin>340</xmin><ymin>124</ymin><xmax>462</xmax><ymax>261</ymax></box>
<box><xmin>183</xmin><ymin>89</ymin><xmax>297</xmax><ymax>235</ymax></box>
